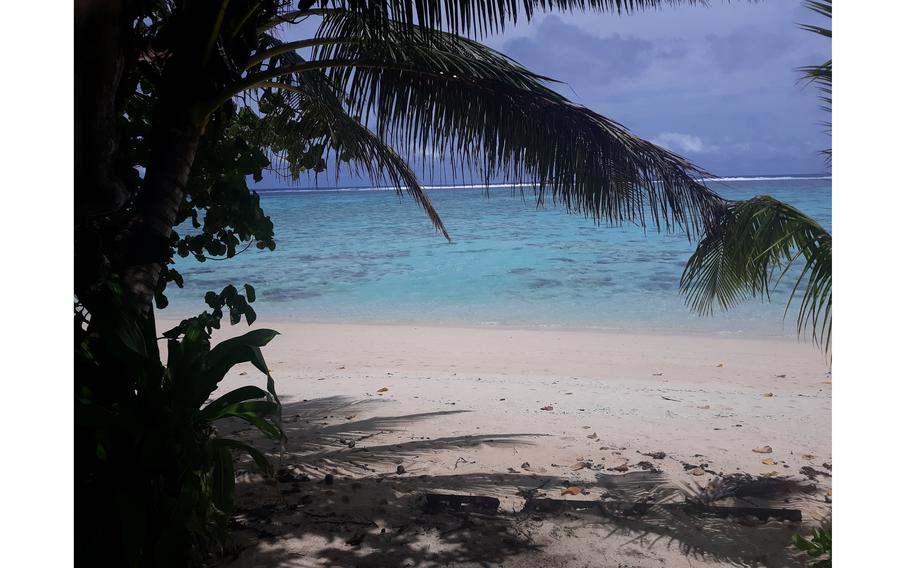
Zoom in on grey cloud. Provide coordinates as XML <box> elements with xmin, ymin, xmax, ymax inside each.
<box><xmin>706</xmin><ymin>26</ymin><xmax>795</xmax><ymax>73</ymax></box>
<box><xmin>502</xmin><ymin>15</ymin><xmax>683</xmax><ymax>88</ymax></box>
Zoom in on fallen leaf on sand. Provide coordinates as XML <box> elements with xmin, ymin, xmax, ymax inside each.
<box><xmin>775</xmin><ymin>374</ymin><xmax>787</xmax><ymax>378</ymax></box>
<box><xmin>540</xmin><ymin>405</ymin><xmax>554</xmax><ymax>411</ymax></box>
<box><xmin>571</xmin><ymin>462</ymin><xmax>588</xmax><ymax>471</ymax></box>
<box><xmin>377</xmin><ymin>387</ymin><xmax>389</xmax><ymax>393</ymax></box>
<box><xmin>690</xmin><ymin>468</ymin><xmax>706</xmax><ymax>476</ymax></box>
<box><xmin>716</xmin><ymin>363</ymin><xmax>724</xmax><ymax>368</ymax></box>
<box><xmin>609</xmin><ymin>464</ymin><xmax>629</xmax><ymax>472</ymax></box>
<box><xmin>752</xmin><ymin>445</ymin><xmax>773</xmax><ymax>454</ymax></box>
<box><xmin>761</xmin><ymin>458</ymin><xmax>777</xmax><ymax>465</ymax></box>
<box><xmin>582</xmin><ymin>426</ymin><xmax>591</xmax><ymax>429</ymax></box>
<box><xmin>561</xmin><ymin>486</ymin><xmax>582</xmax><ymax>496</ymax></box>
<box><xmin>763</xmin><ymin>393</ymin><xmax>774</xmax><ymax>397</ymax></box>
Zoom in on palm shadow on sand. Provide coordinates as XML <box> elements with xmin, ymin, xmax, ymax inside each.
<box><xmin>219</xmin><ymin>396</ymin><xmax>815</xmax><ymax>567</ymax></box>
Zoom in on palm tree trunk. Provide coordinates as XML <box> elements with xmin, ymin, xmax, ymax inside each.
<box><xmin>121</xmin><ymin>114</ymin><xmax>206</xmax><ymax>309</ymax></box>
<box><xmin>75</xmin><ymin>0</ymin><xmax>129</xmax><ymax>219</ymax></box>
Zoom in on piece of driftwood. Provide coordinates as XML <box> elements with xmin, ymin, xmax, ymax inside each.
<box><xmin>683</xmin><ymin>503</ymin><xmax>802</xmax><ymax>522</ymax></box>
<box><xmin>522</xmin><ymin>498</ymin><xmax>605</xmax><ymax>515</ymax></box>
<box><xmin>424</xmin><ymin>493</ymin><xmax>500</xmax><ymax>515</ymax></box>
<box><xmin>521</xmin><ymin>498</ymin><xmax>801</xmax><ymax>523</ymax></box>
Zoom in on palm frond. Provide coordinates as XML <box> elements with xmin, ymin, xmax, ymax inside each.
<box><xmin>303</xmin><ymin>12</ymin><xmax>722</xmax><ymax>234</ymax></box>
<box><xmin>797</xmin><ymin>0</ymin><xmax>831</xmax><ymax>161</ymax></box>
<box><xmin>801</xmin><ymin>0</ymin><xmax>831</xmax><ymax>19</ymax></box>
<box><xmin>680</xmin><ymin>196</ymin><xmax>832</xmax><ymax>351</ymax></box>
<box><xmin>268</xmin><ymin>1</ymin><xmax>706</xmax><ymax>37</ymax></box>
<box><xmin>252</xmin><ymin>36</ymin><xmax>451</xmax><ymax>239</ymax></box>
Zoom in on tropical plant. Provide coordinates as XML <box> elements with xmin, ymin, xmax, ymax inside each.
<box><xmin>679</xmin><ymin>0</ymin><xmax>832</xmax><ymax>351</ymax></box>
<box><xmin>793</xmin><ymin>526</ymin><xmax>832</xmax><ymax>568</ymax></box>
<box><xmin>75</xmin><ymin>283</ymin><xmax>283</xmax><ymax>566</ymax></box>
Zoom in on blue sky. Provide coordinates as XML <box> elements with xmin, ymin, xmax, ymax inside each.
<box><xmin>259</xmin><ymin>0</ymin><xmax>830</xmax><ymax>187</ymax></box>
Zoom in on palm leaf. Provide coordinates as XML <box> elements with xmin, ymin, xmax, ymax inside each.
<box><xmin>266</xmin><ymin>1</ymin><xmax>707</xmax><ymax>37</ymax></box>
<box><xmin>680</xmin><ymin>196</ymin><xmax>832</xmax><ymax>351</ymax></box>
<box><xmin>253</xmin><ymin>34</ymin><xmax>451</xmax><ymax>239</ymax></box>
<box><xmin>797</xmin><ymin>0</ymin><xmax>831</xmax><ymax>161</ymax></box>
<box><xmin>218</xmin><ymin>10</ymin><xmax>724</xmax><ymax>235</ymax></box>
<box><xmin>301</xmin><ymin>12</ymin><xmax>723</xmax><ymax>234</ymax></box>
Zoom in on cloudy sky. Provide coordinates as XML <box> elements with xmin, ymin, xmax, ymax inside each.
<box><xmin>261</xmin><ymin>0</ymin><xmax>830</xmax><ymax>187</ymax></box>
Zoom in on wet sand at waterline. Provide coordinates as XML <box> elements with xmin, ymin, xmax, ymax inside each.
<box><xmin>174</xmin><ymin>321</ymin><xmax>831</xmax><ymax>567</ymax></box>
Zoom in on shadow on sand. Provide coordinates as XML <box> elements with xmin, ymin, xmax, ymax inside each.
<box><xmin>218</xmin><ymin>396</ymin><xmax>817</xmax><ymax>567</ymax></box>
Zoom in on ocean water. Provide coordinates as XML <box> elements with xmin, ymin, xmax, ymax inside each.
<box><xmin>160</xmin><ymin>177</ymin><xmax>831</xmax><ymax>337</ymax></box>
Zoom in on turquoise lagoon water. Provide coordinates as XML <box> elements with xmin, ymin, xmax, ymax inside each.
<box><xmin>160</xmin><ymin>177</ymin><xmax>831</xmax><ymax>337</ymax></box>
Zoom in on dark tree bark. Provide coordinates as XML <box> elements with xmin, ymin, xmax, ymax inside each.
<box><xmin>75</xmin><ymin>0</ymin><xmax>129</xmax><ymax>218</ymax></box>
<box><xmin>121</xmin><ymin>114</ymin><xmax>207</xmax><ymax>307</ymax></box>
<box><xmin>75</xmin><ymin>0</ymin><xmax>218</xmax><ymax>311</ymax></box>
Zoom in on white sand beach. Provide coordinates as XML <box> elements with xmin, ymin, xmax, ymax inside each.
<box><xmin>180</xmin><ymin>321</ymin><xmax>832</xmax><ymax>567</ymax></box>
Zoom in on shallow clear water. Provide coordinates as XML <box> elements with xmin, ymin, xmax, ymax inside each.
<box><xmin>160</xmin><ymin>177</ymin><xmax>831</xmax><ymax>337</ymax></box>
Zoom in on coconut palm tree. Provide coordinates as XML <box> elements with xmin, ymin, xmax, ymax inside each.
<box><xmin>679</xmin><ymin>0</ymin><xmax>832</xmax><ymax>352</ymax></box>
<box><xmin>75</xmin><ymin>0</ymin><xmax>724</xmax><ymax>316</ymax></box>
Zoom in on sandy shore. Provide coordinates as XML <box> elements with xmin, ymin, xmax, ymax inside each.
<box><xmin>175</xmin><ymin>321</ymin><xmax>832</xmax><ymax>567</ymax></box>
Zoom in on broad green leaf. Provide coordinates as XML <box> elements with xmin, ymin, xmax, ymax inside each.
<box><xmin>211</xmin><ymin>445</ymin><xmax>235</xmax><ymax>512</ymax></box>
<box><xmin>199</xmin><ymin>385</ymin><xmax>270</xmax><ymax>421</ymax></box>
<box><xmin>214</xmin><ymin>437</ymin><xmax>273</xmax><ymax>475</ymax></box>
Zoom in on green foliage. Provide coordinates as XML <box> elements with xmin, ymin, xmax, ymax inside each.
<box><xmin>680</xmin><ymin>197</ymin><xmax>832</xmax><ymax>351</ymax></box>
<box><xmin>793</xmin><ymin>527</ymin><xmax>832</xmax><ymax>567</ymax></box>
<box><xmin>75</xmin><ymin>291</ymin><xmax>283</xmax><ymax>567</ymax></box>
<box><xmin>242</xmin><ymin>5</ymin><xmax>722</xmax><ymax>237</ymax></box>
<box><xmin>153</xmin><ymin>106</ymin><xmax>278</xmax><ymax>309</ymax></box>
<box><xmin>797</xmin><ymin>0</ymin><xmax>831</xmax><ymax>162</ymax></box>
